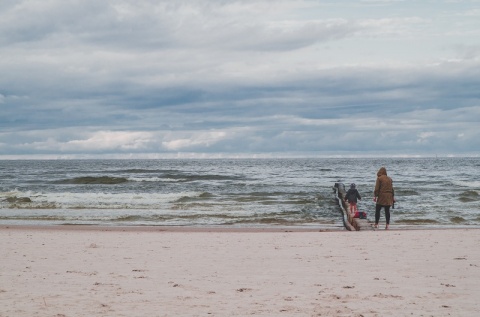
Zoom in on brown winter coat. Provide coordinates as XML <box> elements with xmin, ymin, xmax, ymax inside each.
<box><xmin>374</xmin><ymin>167</ymin><xmax>394</xmax><ymax>206</ymax></box>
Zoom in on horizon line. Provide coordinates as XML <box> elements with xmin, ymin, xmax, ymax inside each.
<box><xmin>0</xmin><ymin>152</ymin><xmax>479</xmax><ymax>160</ymax></box>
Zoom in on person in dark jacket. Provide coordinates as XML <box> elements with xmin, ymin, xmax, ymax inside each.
<box><xmin>373</xmin><ymin>167</ymin><xmax>395</xmax><ymax>230</ymax></box>
<box><xmin>345</xmin><ymin>183</ymin><xmax>361</xmax><ymax>215</ymax></box>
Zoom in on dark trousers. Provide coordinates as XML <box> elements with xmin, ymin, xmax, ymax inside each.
<box><xmin>375</xmin><ymin>204</ymin><xmax>391</xmax><ymax>224</ymax></box>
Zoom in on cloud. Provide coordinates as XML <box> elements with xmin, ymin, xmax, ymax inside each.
<box><xmin>0</xmin><ymin>0</ymin><xmax>479</xmax><ymax>158</ymax></box>
<box><xmin>162</xmin><ymin>130</ymin><xmax>228</xmax><ymax>150</ymax></box>
<box><xmin>0</xmin><ymin>1</ymin><xmax>361</xmax><ymax>52</ymax></box>
<box><xmin>61</xmin><ymin>131</ymin><xmax>154</xmax><ymax>151</ymax></box>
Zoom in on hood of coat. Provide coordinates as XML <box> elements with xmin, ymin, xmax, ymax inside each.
<box><xmin>377</xmin><ymin>167</ymin><xmax>387</xmax><ymax>177</ymax></box>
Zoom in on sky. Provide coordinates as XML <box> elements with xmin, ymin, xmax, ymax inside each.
<box><xmin>1</xmin><ymin>0</ymin><xmax>480</xmax><ymax>159</ymax></box>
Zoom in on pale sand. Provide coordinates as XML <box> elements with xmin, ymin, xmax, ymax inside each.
<box><xmin>1</xmin><ymin>226</ymin><xmax>479</xmax><ymax>317</ymax></box>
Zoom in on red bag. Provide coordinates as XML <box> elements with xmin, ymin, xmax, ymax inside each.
<box><xmin>353</xmin><ymin>212</ymin><xmax>367</xmax><ymax>219</ymax></box>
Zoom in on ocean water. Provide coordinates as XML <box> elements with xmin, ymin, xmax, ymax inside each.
<box><xmin>0</xmin><ymin>158</ymin><xmax>479</xmax><ymax>229</ymax></box>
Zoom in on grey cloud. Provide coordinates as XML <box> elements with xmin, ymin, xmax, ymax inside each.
<box><xmin>0</xmin><ymin>1</ymin><xmax>366</xmax><ymax>52</ymax></box>
<box><xmin>2</xmin><ymin>59</ymin><xmax>478</xmax><ymax>134</ymax></box>
<box><xmin>1</xmin><ymin>0</ymin><xmax>479</xmax><ymax>157</ymax></box>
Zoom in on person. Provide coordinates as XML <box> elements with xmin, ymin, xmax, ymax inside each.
<box><xmin>373</xmin><ymin>167</ymin><xmax>395</xmax><ymax>230</ymax></box>
<box><xmin>345</xmin><ymin>183</ymin><xmax>361</xmax><ymax>215</ymax></box>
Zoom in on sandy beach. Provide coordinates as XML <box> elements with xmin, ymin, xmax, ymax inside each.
<box><xmin>1</xmin><ymin>226</ymin><xmax>479</xmax><ymax>317</ymax></box>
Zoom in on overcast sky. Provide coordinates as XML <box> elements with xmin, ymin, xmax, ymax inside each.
<box><xmin>1</xmin><ymin>0</ymin><xmax>479</xmax><ymax>158</ymax></box>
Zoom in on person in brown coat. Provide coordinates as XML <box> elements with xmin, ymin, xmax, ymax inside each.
<box><xmin>373</xmin><ymin>167</ymin><xmax>395</xmax><ymax>229</ymax></box>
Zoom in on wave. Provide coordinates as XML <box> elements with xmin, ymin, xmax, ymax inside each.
<box><xmin>173</xmin><ymin>192</ymin><xmax>215</xmax><ymax>203</ymax></box>
<box><xmin>458</xmin><ymin>190</ymin><xmax>479</xmax><ymax>202</ymax></box>
<box><xmin>1</xmin><ymin>194</ymin><xmax>57</xmax><ymax>209</ymax></box>
<box><xmin>395</xmin><ymin>189</ymin><xmax>420</xmax><ymax>196</ymax></box>
<box><xmin>0</xmin><ymin>190</ymin><xmax>205</xmax><ymax>210</ymax></box>
<box><xmin>3</xmin><ymin>196</ymin><xmax>32</xmax><ymax>203</ymax></box>
<box><xmin>450</xmin><ymin>216</ymin><xmax>467</xmax><ymax>224</ymax></box>
<box><xmin>128</xmin><ymin>177</ymin><xmax>182</xmax><ymax>182</ymax></box>
<box><xmin>0</xmin><ymin>215</ymin><xmax>65</xmax><ymax>221</ymax></box>
<box><xmin>55</xmin><ymin>176</ymin><xmax>129</xmax><ymax>185</ymax></box>
<box><xmin>452</xmin><ymin>180</ymin><xmax>480</xmax><ymax>188</ymax></box>
<box><xmin>114</xmin><ymin>215</ymin><xmax>158</xmax><ymax>222</ymax></box>
<box><xmin>110</xmin><ymin>214</ymin><xmax>306</xmax><ymax>226</ymax></box>
<box><xmin>395</xmin><ymin>219</ymin><xmax>440</xmax><ymax>224</ymax></box>
<box><xmin>116</xmin><ymin>169</ymin><xmax>177</xmax><ymax>174</ymax></box>
<box><xmin>160</xmin><ymin>173</ymin><xmax>246</xmax><ymax>182</ymax></box>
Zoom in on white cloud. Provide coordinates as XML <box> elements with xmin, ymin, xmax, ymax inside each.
<box><xmin>417</xmin><ymin>132</ymin><xmax>435</xmax><ymax>143</ymax></box>
<box><xmin>24</xmin><ymin>131</ymin><xmax>155</xmax><ymax>152</ymax></box>
<box><xmin>161</xmin><ymin>131</ymin><xmax>228</xmax><ymax>151</ymax></box>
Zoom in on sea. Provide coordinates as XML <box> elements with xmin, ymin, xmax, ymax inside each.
<box><xmin>1</xmin><ymin>158</ymin><xmax>479</xmax><ymax>229</ymax></box>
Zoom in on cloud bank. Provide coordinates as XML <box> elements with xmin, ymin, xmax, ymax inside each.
<box><xmin>1</xmin><ymin>0</ymin><xmax>479</xmax><ymax>158</ymax></box>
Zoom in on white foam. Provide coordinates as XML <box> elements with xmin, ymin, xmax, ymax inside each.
<box><xmin>128</xmin><ymin>177</ymin><xmax>186</xmax><ymax>182</ymax></box>
<box><xmin>1</xmin><ymin>191</ymin><xmax>204</xmax><ymax>210</ymax></box>
<box><xmin>451</xmin><ymin>180</ymin><xmax>480</xmax><ymax>189</ymax></box>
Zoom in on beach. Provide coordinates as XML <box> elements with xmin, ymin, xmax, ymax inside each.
<box><xmin>1</xmin><ymin>226</ymin><xmax>479</xmax><ymax>317</ymax></box>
